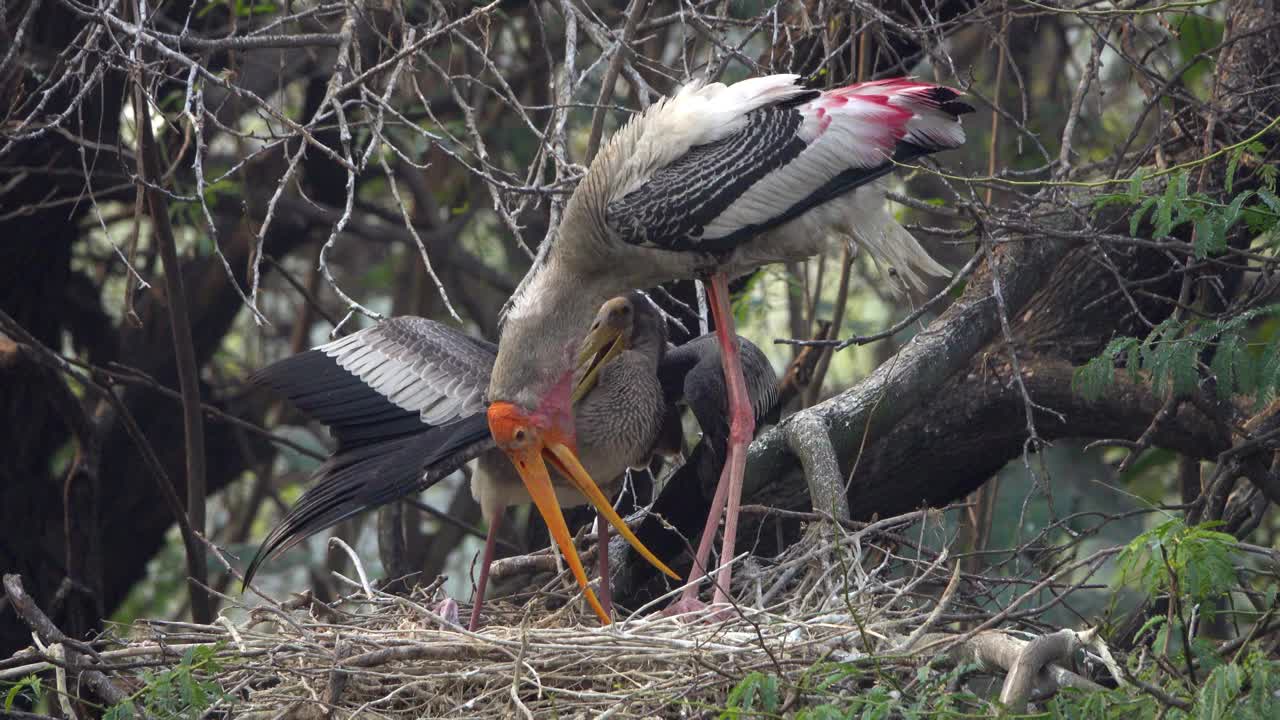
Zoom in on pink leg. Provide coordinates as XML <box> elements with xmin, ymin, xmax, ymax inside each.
<box><xmin>675</xmin><ymin>450</ymin><xmax>732</xmax><ymax>607</ymax></box>
<box><xmin>704</xmin><ymin>272</ymin><xmax>756</xmax><ymax>606</ymax></box>
<box><xmin>468</xmin><ymin>510</ymin><xmax>503</xmax><ymax>631</ymax></box>
<box><xmin>596</xmin><ymin>514</ymin><xmax>613</xmax><ymax>619</ymax></box>
<box><xmin>670</xmin><ymin>273</ymin><xmax>756</xmax><ymax>612</ymax></box>
<box><xmin>434</xmin><ymin>596</ymin><xmax>460</xmax><ymax>626</ymax></box>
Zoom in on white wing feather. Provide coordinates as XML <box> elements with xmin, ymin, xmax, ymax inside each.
<box><xmin>607</xmin><ymin>74</ymin><xmax>811</xmax><ymax>202</ymax></box>
<box><xmin>318</xmin><ymin>318</ymin><xmax>494</xmax><ymax>426</ymax></box>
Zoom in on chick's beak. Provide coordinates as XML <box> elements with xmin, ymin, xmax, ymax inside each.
<box><xmin>487</xmin><ymin>402</ymin><xmax>680</xmax><ymax>626</ymax></box>
<box><xmin>572</xmin><ymin>323</ymin><xmax>625</xmax><ymax>405</ymax></box>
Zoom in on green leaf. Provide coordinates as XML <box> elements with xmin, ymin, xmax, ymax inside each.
<box><xmin>1210</xmin><ymin>334</ymin><xmax>1246</xmax><ymax>398</ymax></box>
<box><xmin>1260</xmin><ymin>334</ymin><xmax>1280</xmax><ymax>401</ymax></box>
<box><xmin>104</xmin><ymin>704</ymin><xmax>136</xmax><ymax>720</ymax></box>
<box><xmin>1074</xmin><ymin>336</ymin><xmax>1140</xmax><ymax>400</ymax></box>
<box><xmin>1134</xmin><ymin>615</ymin><xmax>1167</xmax><ymax>643</ymax></box>
<box><xmin>1173</xmin><ymin>340</ymin><xmax>1200</xmax><ymax>396</ymax></box>
<box><xmin>1262</xmin><ymin>163</ymin><xmax>1278</xmax><ymax>193</ymax></box>
<box><xmin>723</xmin><ymin>671</ymin><xmax>781</xmax><ymax>717</ymax></box>
<box><xmin>1074</xmin><ymin>354</ymin><xmax>1115</xmax><ymax>401</ymax></box>
<box><xmin>1119</xmin><ymin>519</ymin><xmax>1239</xmax><ymax>604</ymax></box>
<box><xmin>1132</xmin><ymin>196</ymin><xmax>1158</xmax><ymax>236</ymax></box>
<box><xmin>1259</xmin><ymin>189</ymin><xmax>1280</xmax><ymax>217</ymax></box>
<box><xmin>1095</xmin><ymin>193</ymin><xmax>1136</xmax><ymax>212</ymax></box>
<box><xmin>1155</xmin><ymin>178</ymin><xmax>1178</xmax><ymax>237</ymax></box>
<box><xmin>1198</xmin><ymin>664</ymin><xmax>1243</xmax><ymax>720</ymax></box>
<box><xmin>1243</xmin><ymin>654</ymin><xmax>1280</xmax><ymax>717</ymax></box>
<box><xmin>1194</xmin><ymin>214</ymin><xmax>1220</xmax><ymax>257</ymax></box>
<box><xmin>798</xmin><ymin>706</ymin><xmax>848</xmax><ymax>720</ymax></box>
<box><xmin>4</xmin><ymin>675</ymin><xmax>41</xmax><ymax>711</ymax></box>
<box><xmin>1130</xmin><ymin>167</ymin><xmax>1148</xmax><ymax>202</ymax></box>
<box><xmin>1224</xmin><ymin>190</ymin><xmax>1252</xmax><ymax>229</ymax></box>
<box><xmin>1175</xmin><ymin>14</ymin><xmax>1224</xmax><ymax>89</ymax></box>
<box><xmin>1244</xmin><ymin>206</ymin><xmax>1278</xmax><ymax>235</ymax></box>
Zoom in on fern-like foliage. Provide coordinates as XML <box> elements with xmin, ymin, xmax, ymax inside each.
<box><xmin>1094</xmin><ymin>151</ymin><xmax>1279</xmax><ymax>259</ymax></box>
<box><xmin>1118</xmin><ymin>518</ymin><xmax>1238</xmax><ymax>605</ymax></box>
<box><xmin>722</xmin><ymin>671</ymin><xmax>781</xmax><ymax>718</ymax></box>
<box><xmin>1074</xmin><ymin>304</ymin><xmax>1280</xmax><ymax>402</ymax></box>
<box><xmin>1079</xmin><ymin>160</ymin><xmax>1280</xmax><ymax>402</ymax></box>
<box><xmin>103</xmin><ymin>643</ymin><xmax>230</xmax><ymax>719</ymax></box>
<box><xmin>2</xmin><ymin>674</ymin><xmax>42</xmax><ymax>712</ymax></box>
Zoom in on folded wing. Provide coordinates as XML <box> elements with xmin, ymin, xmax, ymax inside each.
<box><xmin>606</xmin><ymin>76</ymin><xmax>971</xmax><ymax>287</ymax></box>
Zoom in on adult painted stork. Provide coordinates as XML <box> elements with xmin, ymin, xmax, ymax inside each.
<box><xmin>486</xmin><ymin>74</ymin><xmax>970</xmax><ymax>612</ymax></box>
<box><xmin>245</xmin><ymin>292</ymin><xmax>713</xmax><ymax>627</ymax></box>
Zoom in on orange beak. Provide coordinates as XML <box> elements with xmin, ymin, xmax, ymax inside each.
<box><xmin>488</xmin><ymin>401</ymin><xmax>680</xmax><ymax>625</ymax></box>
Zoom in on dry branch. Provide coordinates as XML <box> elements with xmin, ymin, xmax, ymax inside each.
<box><xmin>2</xmin><ymin>574</ymin><xmax>139</xmax><ymax>714</ymax></box>
<box><xmin>916</xmin><ymin>628</ymin><xmax>1104</xmax><ymax>711</ymax></box>
<box><xmin>130</xmin><ymin>35</ymin><xmax>212</xmax><ymax>625</ymax></box>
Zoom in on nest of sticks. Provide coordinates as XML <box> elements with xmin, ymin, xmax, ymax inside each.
<box><xmin>2</xmin><ymin>511</ymin><xmax>1118</xmax><ymax>718</ymax></box>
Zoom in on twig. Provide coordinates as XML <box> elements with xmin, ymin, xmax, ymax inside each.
<box><xmin>129</xmin><ymin>14</ymin><xmax>211</xmax><ymax>622</ymax></box>
<box><xmin>776</xmin><ymin>250</ymin><xmax>982</xmax><ymax>350</ymax></box>
<box><xmin>2</xmin><ymin>575</ymin><xmax>140</xmax><ymax>714</ymax></box>
<box><xmin>584</xmin><ymin>0</ymin><xmax>648</xmax><ymax>163</ymax></box>
<box><xmin>328</xmin><ymin>537</ymin><xmax>374</xmax><ymax>599</ymax></box>
<box><xmin>404</xmin><ymin>497</ymin><xmax>520</xmax><ymax>553</ymax></box>
<box><xmin>804</xmin><ymin>244</ymin><xmax>854</xmax><ymax>406</ymax></box>
<box><xmin>893</xmin><ymin>562</ymin><xmax>961</xmax><ymax>654</ymax></box>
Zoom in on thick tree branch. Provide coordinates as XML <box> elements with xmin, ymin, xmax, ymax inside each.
<box><xmin>742</xmin><ymin>233</ymin><xmax>1070</xmax><ymax>520</ymax></box>
<box><xmin>2</xmin><ymin>574</ymin><xmax>140</xmax><ymax>715</ymax></box>
<box><xmin>912</xmin><ymin>629</ymin><xmax>1104</xmax><ymax>709</ymax></box>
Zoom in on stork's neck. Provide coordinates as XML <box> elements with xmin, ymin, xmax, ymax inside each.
<box><xmin>488</xmin><ymin>255</ymin><xmax>620</xmax><ymax>418</ymax></box>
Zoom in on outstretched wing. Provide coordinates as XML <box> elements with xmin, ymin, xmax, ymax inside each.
<box><xmin>243</xmin><ymin>415</ymin><xmax>494</xmax><ymax>584</ymax></box>
<box><xmin>244</xmin><ymin>317</ymin><xmax>497</xmax><ymax>585</ymax></box>
<box><xmin>605</xmin><ymin>76</ymin><xmax>970</xmax><ymax>255</ymax></box>
<box><xmin>251</xmin><ymin>317</ymin><xmax>496</xmax><ymax>450</ymax></box>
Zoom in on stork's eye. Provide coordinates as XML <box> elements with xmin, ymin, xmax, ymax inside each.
<box><xmin>513</xmin><ymin>428</ymin><xmax>527</xmax><ymax>443</ymax></box>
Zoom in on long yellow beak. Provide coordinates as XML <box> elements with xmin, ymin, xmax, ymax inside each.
<box><xmin>572</xmin><ymin>325</ymin><xmax>625</xmax><ymax>405</ymax></box>
<box><xmin>543</xmin><ymin>443</ymin><xmax>680</xmax><ymax>583</ymax></box>
<box><xmin>488</xmin><ymin>403</ymin><xmax>680</xmax><ymax>625</ymax></box>
<box><xmin>498</xmin><ymin>435</ymin><xmax>611</xmax><ymax>624</ymax></box>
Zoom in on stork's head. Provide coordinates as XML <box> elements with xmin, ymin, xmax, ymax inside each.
<box><xmin>486</xmin><ymin>286</ymin><xmax>679</xmax><ymax>624</ymax></box>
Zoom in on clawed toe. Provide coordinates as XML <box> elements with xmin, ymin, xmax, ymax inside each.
<box><xmin>658</xmin><ymin>596</ymin><xmax>734</xmax><ymax>622</ymax></box>
<box><xmin>433</xmin><ymin>597</ymin><xmax>461</xmax><ymax>627</ymax></box>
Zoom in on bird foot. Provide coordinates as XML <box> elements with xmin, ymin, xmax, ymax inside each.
<box><xmin>658</xmin><ymin>596</ymin><xmax>734</xmax><ymax>623</ymax></box>
<box><xmin>433</xmin><ymin>597</ymin><xmax>461</xmax><ymax>628</ymax></box>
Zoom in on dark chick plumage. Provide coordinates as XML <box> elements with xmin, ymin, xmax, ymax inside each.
<box><xmin>614</xmin><ymin>332</ymin><xmax>781</xmax><ymax>602</ymax></box>
<box><xmin>658</xmin><ymin>333</ymin><xmax>778</xmax><ymax>461</ymax></box>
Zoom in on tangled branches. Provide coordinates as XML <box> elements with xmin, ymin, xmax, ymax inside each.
<box><xmin>3</xmin><ymin>0</ymin><xmax>1280</xmax><ymax>704</ymax></box>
